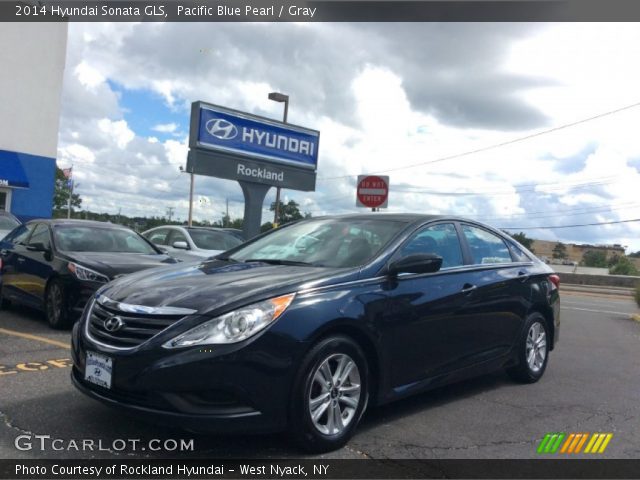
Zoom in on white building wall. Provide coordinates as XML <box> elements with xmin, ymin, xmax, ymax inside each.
<box><xmin>0</xmin><ymin>22</ymin><xmax>68</xmax><ymax>158</ymax></box>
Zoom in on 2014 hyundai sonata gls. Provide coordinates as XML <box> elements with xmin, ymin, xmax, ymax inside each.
<box><xmin>71</xmin><ymin>214</ymin><xmax>560</xmax><ymax>452</ymax></box>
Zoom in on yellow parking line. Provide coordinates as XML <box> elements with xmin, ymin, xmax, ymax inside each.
<box><xmin>0</xmin><ymin>328</ymin><xmax>70</xmax><ymax>350</ymax></box>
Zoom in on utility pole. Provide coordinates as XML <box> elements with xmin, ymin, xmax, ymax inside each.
<box><xmin>226</xmin><ymin>198</ymin><xmax>229</xmax><ymax>225</ymax></box>
<box><xmin>268</xmin><ymin>92</ymin><xmax>289</xmax><ymax>227</ymax></box>
<box><xmin>166</xmin><ymin>206</ymin><xmax>175</xmax><ymax>223</ymax></box>
<box><xmin>187</xmin><ymin>165</ymin><xmax>195</xmax><ymax>227</ymax></box>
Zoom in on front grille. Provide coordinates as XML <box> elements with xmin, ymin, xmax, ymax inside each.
<box><xmin>87</xmin><ymin>301</ymin><xmax>185</xmax><ymax>349</ymax></box>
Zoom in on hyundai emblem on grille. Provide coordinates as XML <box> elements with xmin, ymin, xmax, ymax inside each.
<box><xmin>103</xmin><ymin>315</ymin><xmax>125</xmax><ymax>332</ymax></box>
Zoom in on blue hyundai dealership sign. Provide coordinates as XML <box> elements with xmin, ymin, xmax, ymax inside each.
<box><xmin>194</xmin><ymin>103</ymin><xmax>319</xmax><ymax>170</ymax></box>
<box><xmin>188</xmin><ymin>101</ymin><xmax>320</xmax><ymax>240</ymax></box>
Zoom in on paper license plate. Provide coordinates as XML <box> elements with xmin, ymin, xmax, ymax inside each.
<box><xmin>84</xmin><ymin>351</ymin><xmax>113</xmax><ymax>389</ymax></box>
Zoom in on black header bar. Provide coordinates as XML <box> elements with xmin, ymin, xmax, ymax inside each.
<box><xmin>3</xmin><ymin>0</ymin><xmax>640</xmax><ymax>22</ymax></box>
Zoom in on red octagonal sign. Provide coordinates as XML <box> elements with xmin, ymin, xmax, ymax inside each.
<box><xmin>356</xmin><ymin>175</ymin><xmax>389</xmax><ymax>209</ymax></box>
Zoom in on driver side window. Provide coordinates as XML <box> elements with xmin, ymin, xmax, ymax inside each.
<box><xmin>398</xmin><ymin>223</ymin><xmax>464</xmax><ymax>269</ymax></box>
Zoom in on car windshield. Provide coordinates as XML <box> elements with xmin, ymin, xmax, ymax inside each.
<box><xmin>53</xmin><ymin>225</ymin><xmax>158</xmax><ymax>254</ymax></box>
<box><xmin>188</xmin><ymin>229</ymin><xmax>243</xmax><ymax>251</ymax></box>
<box><xmin>0</xmin><ymin>214</ymin><xmax>19</xmax><ymax>230</ymax></box>
<box><xmin>228</xmin><ymin>218</ymin><xmax>405</xmax><ymax>268</ymax></box>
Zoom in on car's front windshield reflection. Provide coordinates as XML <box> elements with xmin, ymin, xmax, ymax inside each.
<box><xmin>229</xmin><ymin>218</ymin><xmax>404</xmax><ymax>268</ymax></box>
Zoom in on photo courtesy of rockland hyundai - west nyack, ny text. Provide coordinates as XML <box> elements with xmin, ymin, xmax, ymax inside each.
<box><xmin>1</xmin><ymin>2</ymin><xmax>640</xmax><ymax>480</ymax></box>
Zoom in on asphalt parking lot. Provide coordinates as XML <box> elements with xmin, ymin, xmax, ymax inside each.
<box><xmin>1</xmin><ymin>291</ymin><xmax>639</xmax><ymax>460</ymax></box>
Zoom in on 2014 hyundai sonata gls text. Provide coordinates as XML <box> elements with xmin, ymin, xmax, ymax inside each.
<box><xmin>71</xmin><ymin>214</ymin><xmax>560</xmax><ymax>452</ymax></box>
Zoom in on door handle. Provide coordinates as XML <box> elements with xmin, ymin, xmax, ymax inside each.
<box><xmin>461</xmin><ymin>283</ymin><xmax>477</xmax><ymax>294</ymax></box>
<box><xmin>17</xmin><ymin>257</ymin><xmax>25</xmax><ymax>263</ymax></box>
<box><xmin>517</xmin><ymin>270</ymin><xmax>529</xmax><ymax>283</ymax></box>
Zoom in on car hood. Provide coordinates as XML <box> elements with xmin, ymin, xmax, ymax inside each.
<box><xmin>98</xmin><ymin>259</ymin><xmax>357</xmax><ymax>315</ymax></box>
<box><xmin>68</xmin><ymin>252</ymin><xmax>178</xmax><ymax>278</ymax></box>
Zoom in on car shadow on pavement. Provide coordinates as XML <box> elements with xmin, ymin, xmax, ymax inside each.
<box><xmin>3</xmin><ymin>371</ymin><xmax>512</xmax><ymax>459</ymax></box>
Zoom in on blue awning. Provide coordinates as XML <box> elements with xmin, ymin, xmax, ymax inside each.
<box><xmin>0</xmin><ymin>150</ymin><xmax>30</xmax><ymax>188</ymax></box>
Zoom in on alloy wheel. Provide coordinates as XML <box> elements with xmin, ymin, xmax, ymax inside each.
<box><xmin>308</xmin><ymin>353</ymin><xmax>361</xmax><ymax>436</ymax></box>
<box><xmin>526</xmin><ymin>321</ymin><xmax>547</xmax><ymax>372</ymax></box>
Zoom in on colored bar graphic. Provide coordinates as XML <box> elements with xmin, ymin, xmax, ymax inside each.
<box><xmin>575</xmin><ymin>433</ymin><xmax>589</xmax><ymax>453</ymax></box>
<box><xmin>560</xmin><ymin>434</ymin><xmax>575</xmax><ymax>453</ymax></box>
<box><xmin>537</xmin><ymin>433</ymin><xmax>553</xmax><ymax>454</ymax></box>
<box><xmin>538</xmin><ymin>432</ymin><xmax>612</xmax><ymax>454</ymax></box>
<box><xmin>598</xmin><ymin>434</ymin><xmax>613</xmax><ymax>453</ymax></box>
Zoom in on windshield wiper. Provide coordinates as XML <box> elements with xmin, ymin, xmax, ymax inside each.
<box><xmin>244</xmin><ymin>258</ymin><xmax>314</xmax><ymax>266</ymax></box>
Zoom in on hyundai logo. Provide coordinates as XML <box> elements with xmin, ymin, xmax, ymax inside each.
<box><xmin>104</xmin><ymin>315</ymin><xmax>125</xmax><ymax>333</ymax></box>
<box><xmin>206</xmin><ymin>118</ymin><xmax>238</xmax><ymax>140</ymax></box>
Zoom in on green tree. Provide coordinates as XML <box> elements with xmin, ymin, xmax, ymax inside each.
<box><xmin>581</xmin><ymin>250</ymin><xmax>608</xmax><ymax>268</ymax></box>
<box><xmin>260</xmin><ymin>222</ymin><xmax>274</xmax><ymax>233</ymax></box>
<box><xmin>52</xmin><ymin>167</ymin><xmax>81</xmax><ymax>214</ymax></box>
<box><xmin>270</xmin><ymin>200</ymin><xmax>308</xmax><ymax>225</ymax></box>
<box><xmin>609</xmin><ymin>256</ymin><xmax>640</xmax><ymax>276</ymax></box>
<box><xmin>505</xmin><ymin>231</ymin><xmax>535</xmax><ymax>252</ymax></box>
<box><xmin>552</xmin><ymin>242</ymin><xmax>568</xmax><ymax>260</ymax></box>
<box><xmin>607</xmin><ymin>253</ymin><xmax>621</xmax><ymax>268</ymax></box>
<box><xmin>628</xmin><ymin>251</ymin><xmax>640</xmax><ymax>258</ymax></box>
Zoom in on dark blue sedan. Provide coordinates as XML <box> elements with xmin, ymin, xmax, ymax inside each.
<box><xmin>71</xmin><ymin>214</ymin><xmax>560</xmax><ymax>452</ymax></box>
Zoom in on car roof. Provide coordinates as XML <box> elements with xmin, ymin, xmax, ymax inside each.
<box><xmin>309</xmin><ymin>213</ymin><xmax>449</xmax><ymax>224</ymax></box>
<box><xmin>303</xmin><ymin>213</ymin><xmax>509</xmax><ymax>234</ymax></box>
<box><xmin>145</xmin><ymin>225</ymin><xmax>236</xmax><ymax>232</ymax></box>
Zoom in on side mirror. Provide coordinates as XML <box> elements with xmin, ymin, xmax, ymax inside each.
<box><xmin>26</xmin><ymin>242</ymin><xmax>49</xmax><ymax>252</ymax></box>
<box><xmin>172</xmin><ymin>241</ymin><xmax>189</xmax><ymax>250</ymax></box>
<box><xmin>388</xmin><ymin>253</ymin><xmax>443</xmax><ymax>276</ymax></box>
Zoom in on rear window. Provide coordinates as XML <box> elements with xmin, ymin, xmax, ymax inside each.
<box><xmin>189</xmin><ymin>229</ymin><xmax>243</xmax><ymax>251</ymax></box>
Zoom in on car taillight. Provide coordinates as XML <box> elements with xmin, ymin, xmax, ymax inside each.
<box><xmin>549</xmin><ymin>274</ymin><xmax>560</xmax><ymax>289</ymax></box>
<box><xmin>0</xmin><ymin>258</ymin><xmax>3</xmax><ymax>270</ymax></box>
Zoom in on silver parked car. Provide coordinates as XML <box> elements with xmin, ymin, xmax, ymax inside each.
<box><xmin>0</xmin><ymin>211</ymin><xmax>21</xmax><ymax>240</ymax></box>
<box><xmin>142</xmin><ymin>225</ymin><xmax>244</xmax><ymax>262</ymax></box>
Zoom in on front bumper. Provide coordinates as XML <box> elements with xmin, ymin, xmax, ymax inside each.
<box><xmin>71</xmin><ymin>314</ymin><xmax>304</xmax><ymax>434</ymax></box>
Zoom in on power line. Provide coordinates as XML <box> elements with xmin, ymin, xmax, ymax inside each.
<box><xmin>473</xmin><ymin>202</ymin><xmax>640</xmax><ymax>222</ymax></box>
<box><xmin>318</xmin><ymin>100</ymin><xmax>640</xmax><ymax>181</ymax></box>
<box><xmin>501</xmin><ymin>218</ymin><xmax>640</xmax><ymax>230</ymax></box>
<box><xmin>393</xmin><ymin>177</ymin><xmax>621</xmax><ymax>197</ymax></box>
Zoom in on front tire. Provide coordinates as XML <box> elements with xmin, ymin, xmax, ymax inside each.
<box><xmin>45</xmin><ymin>279</ymin><xmax>71</xmax><ymax>329</ymax></box>
<box><xmin>0</xmin><ymin>284</ymin><xmax>10</xmax><ymax>309</ymax></box>
<box><xmin>289</xmin><ymin>335</ymin><xmax>369</xmax><ymax>453</ymax></box>
<box><xmin>507</xmin><ymin>313</ymin><xmax>549</xmax><ymax>383</ymax></box>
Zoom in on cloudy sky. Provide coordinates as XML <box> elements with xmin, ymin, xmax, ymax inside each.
<box><xmin>58</xmin><ymin>22</ymin><xmax>640</xmax><ymax>251</ymax></box>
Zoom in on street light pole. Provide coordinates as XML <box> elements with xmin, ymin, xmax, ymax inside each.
<box><xmin>188</xmin><ymin>165</ymin><xmax>194</xmax><ymax>227</ymax></box>
<box><xmin>268</xmin><ymin>92</ymin><xmax>289</xmax><ymax>227</ymax></box>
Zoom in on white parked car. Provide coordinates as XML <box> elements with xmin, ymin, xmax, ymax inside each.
<box><xmin>142</xmin><ymin>225</ymin><xmax>244</xmax><ymax>262</ymax></box>
<box><xmin>0</xmin><ymin>211</ymin><xmax>21</xmax><ymax>240</ymax></box>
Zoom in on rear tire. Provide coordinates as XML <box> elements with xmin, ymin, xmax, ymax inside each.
<box><xmin>45</xmin><ymin>279</ymin><xmax>72</xmax><ymax>329</ymax></box>
<box><xmin>289</xmin><ymin>335</ymin><xmax>369</xmax><ymax>453</ymax></box>
<box><xmin>507</xmin><ymin>313</ymin><xmax>549</xmax><ymax>383</ymax></box>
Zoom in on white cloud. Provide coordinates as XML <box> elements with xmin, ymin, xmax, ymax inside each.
<box><xmin>57</xmin><ymin>23</ymin><xmax>640</xmax><ymax>251</ymax></box>
<box><xmin>97</xmin><ymin>118</ymin><xmax>135</xmax><ymax>149</ymax></box>
<box><xmin>74</xmin><ymin>61</ymin><xmax>104</xmax><ymax>89</ymax></box>
<box><xmin>152</xmin><ymin>122</ymin><xmax>178</xmax><ymax>133</ymax></box>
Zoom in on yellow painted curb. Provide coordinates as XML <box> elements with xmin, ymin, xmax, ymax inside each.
<box><xmin>631</xmin><ymin>314</ymin><xmax>640</xmax><ymax>323</ymax></box>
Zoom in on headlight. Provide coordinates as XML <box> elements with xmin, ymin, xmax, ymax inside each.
<box><xmin>67</xmin><ymin>262</ymin><xmax>109</xmax><ymax>283</ymax></box>
<box><xmin>162</xmin><ymin>293</ymin><xmax>295</xmax><ymax>348</ymax></box>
